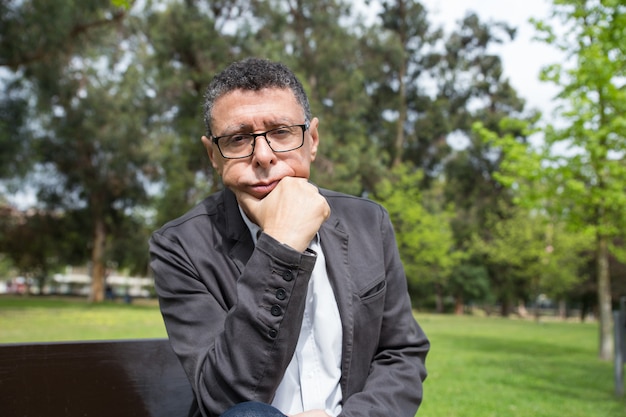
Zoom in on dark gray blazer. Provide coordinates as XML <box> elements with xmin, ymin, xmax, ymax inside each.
<box><xmin>149</xmin><ymin>187</ymin><xmax>429</xmax><ymax>417</ymax></box>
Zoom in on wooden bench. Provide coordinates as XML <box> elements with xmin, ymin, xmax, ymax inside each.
<box><xmin>0</xmin><ymin>338</ymin><xmax>194</xmax><ymax>417</ymax></box>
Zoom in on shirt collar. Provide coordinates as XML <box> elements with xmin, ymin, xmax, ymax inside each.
<box><xmin>238</xmin><ymin>205</ymin><xmax>261</xmax><ymax>245</ymax></box>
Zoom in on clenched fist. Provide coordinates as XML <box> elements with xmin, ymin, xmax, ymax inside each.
<box><xmin>236</xmin><ymin>177</ymin><xmax>330</xmax><ymax>252</ymax></box>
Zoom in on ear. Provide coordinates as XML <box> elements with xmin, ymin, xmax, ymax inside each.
<box><xmin>308</xmin><ymin>117</ymin><xmax>320</xmax><ymax>161</ymax></box>
<box><xmin>202</xmin><ymin>136</ymin><xmax>220</xmax><ymax>170</ymax></box>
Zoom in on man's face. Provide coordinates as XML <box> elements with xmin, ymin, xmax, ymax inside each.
<box><xmin>202</xmin><ymin>88</ymin><xmax>319</xmax><ymax>200</ymax></box>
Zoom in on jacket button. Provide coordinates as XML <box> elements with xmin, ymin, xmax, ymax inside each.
<box><xmin>268</xmin><ymin>329</ymin><xmax>278</xmax><ymax>339</ymax></box>
<box><xmin>276</xmin><ymin>288</ymin><xmax>287</xmax><ymax>300</ymax></box>
<box><xmin>282</xmin><ymin>270</ymin><xmax>294</xmax><ymax>282</ymax></box>
<box><xmin>271</xmin><ymin>305</ymin><xmax>282</xmax><ymax>316</ymax></box>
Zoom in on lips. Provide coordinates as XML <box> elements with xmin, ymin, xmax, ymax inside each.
<box><xmin>249</xmin><ymin>180</ymin><xmax>279</xmax><ymax>198</ymax></box>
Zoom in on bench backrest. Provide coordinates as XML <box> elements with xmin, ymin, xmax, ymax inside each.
<box><xmin>0</xmin><ymin>338</ymin><xmax>194</xmax><ymax>417</ymax></box>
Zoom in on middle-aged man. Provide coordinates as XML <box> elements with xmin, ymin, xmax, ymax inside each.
<box><xmin>149</xmin><ymin>57</ymin><xmax>430</xmax><ymax>417</ymax></box>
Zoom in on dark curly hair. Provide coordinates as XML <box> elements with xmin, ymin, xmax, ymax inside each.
<box><xmin>203</xmin><ymin>58</ymin><xmax>312</xmax><ymax>137</ymax></box>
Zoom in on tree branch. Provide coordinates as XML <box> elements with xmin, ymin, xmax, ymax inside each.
<box><xmin>1</xmin><ymin>10</ymin><xmax>126</xmax><ymax>69</ymax></box>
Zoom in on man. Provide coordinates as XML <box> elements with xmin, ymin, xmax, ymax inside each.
<box><xmin>149</xmin><ymin>58</ymin><xmax>429</xmax><ymax>417</ymax></box>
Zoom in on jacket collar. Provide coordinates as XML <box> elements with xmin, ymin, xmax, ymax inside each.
<box><xmin>221</xmin><ymin>188</ymin><xmax>255</xmax><ymax>273</ymax></box>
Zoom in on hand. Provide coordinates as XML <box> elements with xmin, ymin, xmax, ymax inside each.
<box><xmin>288</xmin><ymin>410</ymin><xmax>331</xmax><ymax>417</ymax></box>
<box><xmin>236</xmin><ymin>177</ymin><xmax>330</xmax><ymax>252</ymax></box>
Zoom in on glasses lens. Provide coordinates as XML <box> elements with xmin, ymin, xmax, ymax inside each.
<box><xmin>219</xmin><ymin>134</ymin><xmax>254</xmax><ymax>158</ymax></box>
<box><xmin>267</xmin><ymin>125</ymin><xmax>304</xmax><ymax>152</ymax></box>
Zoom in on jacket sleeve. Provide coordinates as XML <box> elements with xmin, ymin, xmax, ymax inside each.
<box><xmin>150</xmin><ymin>229</ymin><xmax>316</xmax><ymax>417</ymax></box>
<box><xmin>339</xmin><ymin>205</ymin><xmax>430</xmax><ymax>417</ymax></box>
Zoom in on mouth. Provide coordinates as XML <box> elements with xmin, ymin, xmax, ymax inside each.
<box><xmin>248</xmin><ymin>180</ymin><xmax>280</xmax><ymax>198</ymax></box>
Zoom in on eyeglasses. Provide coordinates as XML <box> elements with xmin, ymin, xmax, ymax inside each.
<box><xmin>212</xmin><ymin>122</ymin><xmax>310</xmax><ymax>159</ymax></box>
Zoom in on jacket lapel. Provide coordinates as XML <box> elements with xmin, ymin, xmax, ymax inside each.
<box><xmin>319</xmin><ymin>213</ymin><xmax>354</xmax><ymax>394</ymax></box>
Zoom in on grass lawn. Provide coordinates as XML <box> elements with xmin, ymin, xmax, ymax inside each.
<box><xmin>0</xmin><ymin>295</ymin><xmax>167</xmax><ymax>342</ymax></box>
<box><xmin>416</xmin><ymin>313</ymin><xmax>626</xmax><ymax>417</ymax></box>
<box><xmin>1</xmin><ymin>296</ymin><xmax>624</xmax><ymax>416</ymax></box>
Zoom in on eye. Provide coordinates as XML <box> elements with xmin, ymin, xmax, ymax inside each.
<box><xmin>270</xmin><ymin>127</ymin><xmax>294</xmax><ymax>139</ymax></box>
<box><xmin>224</xmin><ymin>134</ymin><xmax>251</xmax><ymax>147</ymax></box>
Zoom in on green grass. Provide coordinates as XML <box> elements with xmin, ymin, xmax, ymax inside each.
<box><xmin>0</xmin><ymin>295</ymin><xmax>167</xmax><ymax>342</ymax></box>
<box><xmin>416</xmin><ymin>314</ymin><xmax>626</xmax><ymax>417</ymax></box>
<box><xmin>1</xmin><ymin>296</ymin><xmax>624</xmax><ymax>416</ymax></box>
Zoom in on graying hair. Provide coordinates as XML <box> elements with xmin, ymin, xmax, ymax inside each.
<box><xmin>203</xmin><ymin>58</ymin><xmax>312</xmax><ymax>137</ymax></box>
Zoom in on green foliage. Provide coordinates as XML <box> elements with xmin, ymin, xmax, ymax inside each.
<box><xmin>473</xmin><ymin>118</ymin><xmax>543</xmax><ymax>198</ymax></box>
<box><xmin>0</xmin><ymin>82</ymin><xmax>31</xmax><ymax>180</ymax></box>
<box><xmin>448</xmin><ymin>262</ymin><xmax>491</xmax><ymax>305</ymax></box>
<box><xmin>533</xmin><ymin>0</ymin><xmax>626</xmax><ymax>359</ymax></box>
<box><xmin>433</xmin><ymin>20</ymin><xmax>539</xmax><ymax>307</ymax></box>
<box><xmin>473</xmin><ymin>206</ymin><xmax>593</xmax><ymax>304</ymax></box>
<box><xmin>373</xmin><ymin>164</ymin><xmax>462</xmax><ymax>301</ymax></box>
<box><xmin>0</xmin><ymin>254</ymin><xmax>16</xmax><ymax>279</ymax></box>
<box><xmin>531</xmin><ymin>1</ymin><xmax>626</xmax><ymax>237</ymax></box>
<box><xmin>0</xmin><ymin>208</ymin><xmax>89</xmax><ymax>287</ymax></box>
<box><xmin>111</xmin><ymin>0</ymin><xmax>132</xmax><ymax>8</ymax></box>
<box><xmin>140</xmin><ymin>0</ymin><xmax>231</xmax><ymax>223</ymax></box>
<box><xmin>242</xmin><ymin>0</ymin><xmax>385</xmax><ymax>195</ymax></box>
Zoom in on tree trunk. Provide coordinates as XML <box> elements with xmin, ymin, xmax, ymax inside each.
<box><xmin>391</xmin><ymin>0</ymin><xmax>408</xmax><ymax>168</ymax></box>
<box><xmin>89</xmin><ymin>216</ymin><xmax>107</xmax><ymax>303</ymax></box>
<box><xmin>435</xmin><ymin>284</ymin><xmax>444</xmax><ymax>313</ymax></box>
<box><xmin>596</xmin><ymin>233</ymin><xmax>613</xmax><ymax>360</ymax></box>
<box><xmin>454</xmin><ymin>296</ymin><xmax>464</xmax><ymax>315</ymax></box>
<box><xmin>392</xmin><ymin>61</ymin><xmax>407</xmax><ymax>168</ymax></box>
<box><xmin>558</xmin><ymin>299</ymin><xmax>567</xmax><ymax>320</ymax></box>
<box><xmin>500</xmin><ymin>298</ymin><xmax>512</xmax><ymax>317</ymax></box>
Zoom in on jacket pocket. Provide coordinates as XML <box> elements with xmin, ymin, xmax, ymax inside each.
<box><xmin>358</xmin><ymin>276</ymin><xmax>386</xmax><ymax>302</ymax></box>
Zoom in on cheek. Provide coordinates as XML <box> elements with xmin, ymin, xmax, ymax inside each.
<box><xmin>211</xmin><ymin>158</ymin><xmax>224</xmax><ymax>176</ymax></box>
<box><xmin>289</xmin><ymin>156</ymin><xmax>312</xmax><ymax>178</ymax></box>
<box><xmin>218</xmin><ymin>164</ymin><xmax>233</xmax><ymax>182</ymax></box>
<box><xmin>219</xmin><ymin>162</ymin><xmax>246</xmax><ymax>186</ymax></box>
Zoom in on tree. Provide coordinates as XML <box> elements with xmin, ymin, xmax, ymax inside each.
<box><xmin>531</xmin><ymin>0</ymin><xmax>626</xmax><ymax>360</ymax></box>
<box><xmin>423</xmin><ymin>13</ymin><xmax>526</xmax><ymax>177</ymax></box>
<box><xmin>373</xmin><ymin>0</ymin><xmax>440</xmax><ymax>168</ymax></box>
<box><xmin>0</xmin><ymin>206</ymin><xmax>89</xmax><ymax>291</ymax></box>
<box><xmin>448</xmin><ymin>260</ymin><xmax>491</xmax><ymax>315</ymax></box>
<box><xmin>373</xmin><ymin>164</ymin><xmax>462</xmax><ymax>310</ymax></box>
<box><xmin>1</xmin><ymin>1</ymin><xmax>156</xmax><ymax>302</ymax></box>
<box><xmin>472</xmin><ymin>203</ymin><xmax>592</xmax><ymax>318</ymax></box>
<box><xmin>141</xmin><ymin>0</ymin><xmax>244</xmax><ymax>225</ymax></box>
<box><xmin>430</xmin><ymin>14</ymin><xmax>544</xmax><ymax>316</ymax></box>
<box><xmin>0</xmin><ymin>0</ymin><xmax>125</xmax><ymax>186</ymax></box>
<box><xmin>244</xmin><ymin>0</ymin><xmax>386</xmax><ymax>195</ymax></box>
<box><xmin>0</xmin><ymin>82</ymin><xmax>30</xmax><ymax>181</ymax></box>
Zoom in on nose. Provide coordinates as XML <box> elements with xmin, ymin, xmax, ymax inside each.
<box><xmin>251</xmin><ymin>135</ymin><xmax>276</xmax><ymax>167</ymax></box>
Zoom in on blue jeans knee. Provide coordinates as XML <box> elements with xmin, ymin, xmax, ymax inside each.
<box><xmin>219</xmin><ymin>401</ymin><xmax>287</xmax><ymax>417</ymax></box>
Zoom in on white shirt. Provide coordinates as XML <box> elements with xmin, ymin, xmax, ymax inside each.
<box><xmin>240</xmin><ymin>207</ymin><xmax>343</xmax><ymax>416</ymax></box>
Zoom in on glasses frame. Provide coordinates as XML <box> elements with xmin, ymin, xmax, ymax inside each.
<box><xmin>212</xmin><ymin>122</ymin><xmax>310</xmax><ymax>159</ymax></box>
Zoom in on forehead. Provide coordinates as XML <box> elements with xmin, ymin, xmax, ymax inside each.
<box><xmin>211</xmin><ymin>88</ymin><xmax>304</xmax><ymax>130</ymax></box>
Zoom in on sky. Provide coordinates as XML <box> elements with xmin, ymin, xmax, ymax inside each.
<box><xmin>420</xmin><ymin>0</ymin><xmax>563</xmax><ymax>116</ymax></box>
